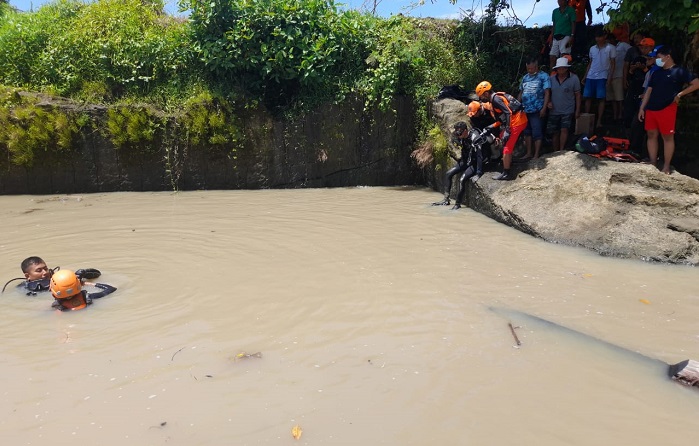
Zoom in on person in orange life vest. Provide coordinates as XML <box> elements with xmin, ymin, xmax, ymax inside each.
<box><xmin>50</xmin><ymin>269</ymin><xmax>116</xmax><ymax>311</ymax></box>
<box><xmin>475</xmin><ymin>81</ymin><xmax>527</xmax><ymax>181</ymax></box>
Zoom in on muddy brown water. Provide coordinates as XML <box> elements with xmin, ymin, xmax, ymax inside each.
<box><xmin>1</xmin><ymin>187</ymin><xmax>698</xmax><ymax>445</ymax></box>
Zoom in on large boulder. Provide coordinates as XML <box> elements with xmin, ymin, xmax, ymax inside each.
<box><xmin>468</xmin><ymin>153</ymin><xmax>699</xmax><ymax>265</ymax></box>
<box><xmin>433</xmin><ymin>99</ymin><xmax>699</xmax><ymax>265</ymax></box>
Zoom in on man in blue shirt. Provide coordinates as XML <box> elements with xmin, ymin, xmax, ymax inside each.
<box><xmin>518</xmin><ymin>57</ymin><xmax>551</xmax><ymax>159</ymax></box>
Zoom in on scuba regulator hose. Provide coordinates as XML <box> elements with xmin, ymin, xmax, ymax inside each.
<box><xmin>1</xmin><ymin>266</ymin><xmax>100</xmax><ymax>293</ymax></box>
<box><xmin>1</xmin><ymin>266</ymin><xmax>60</xmax><ymax>294</ymax></box>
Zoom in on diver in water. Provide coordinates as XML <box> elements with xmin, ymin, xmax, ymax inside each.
<box><xmin>16</xmin><ymin>256</ymin><xmax>53</xmax><ymax>293</ymax></box>
<box><xmin>1</xmin><ymin>256</ymin><xmax>102</xmax><ymax>295</ymax></box>
<box><xmin>50</xmin><ymin>269</ymin><xmax>116</xmax><ymax>311</ymax></box>
<box><xmin>433</xmin><ymin>101</ymin><xmax>498</xmax><ymax>209</ymax></box>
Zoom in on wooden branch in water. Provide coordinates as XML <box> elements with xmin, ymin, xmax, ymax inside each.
<box><xmin>171</xmin><ymin>347</ymin><xmax>184</xmax><ymax>361</ymax></box>
<box><xmin>508</xmin><ymin>322</ymin><xmax>521</xmax><ymax>346</ymax></box>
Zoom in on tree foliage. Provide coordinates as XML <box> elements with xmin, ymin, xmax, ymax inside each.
<box><xmin>0</xmin><ymin>0</ymin><xmax>193</xmax><ymax>99</ymax></box>
<box><xmin>182</xmin><ymin>0</ymin><xmax>374</xmax><ymax>108</ymax></box>
<box><xmin>604</xmin><ymin>0</ymin><xmax>699</xmax><ymax>34</ymax></box>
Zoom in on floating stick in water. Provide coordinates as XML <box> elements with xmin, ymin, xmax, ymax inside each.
<box><xmin>508</xmin><ymin>322</ymin><xmax>522</xmax><ymax>346</ymax></box>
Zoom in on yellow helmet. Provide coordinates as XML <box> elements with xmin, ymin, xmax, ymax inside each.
<box><xmin>475</xmin><ymin>81</ymin><xmax>492</xmax><ymax>98</ymax></box>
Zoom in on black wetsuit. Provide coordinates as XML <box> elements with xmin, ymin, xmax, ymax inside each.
<box><xmin>51</xmin><ymin>283</ymin><xmax>117</xmax><ymax>311</ymax></box>
<box><xmin>442</xmin><ymin>115</ymin><xmax>497</xmax><ymax>207</ymax></box>
<box><xmin>17</xmin><ymin>268</ymin><xmax>101</xmax><ymax>296</ymax></box>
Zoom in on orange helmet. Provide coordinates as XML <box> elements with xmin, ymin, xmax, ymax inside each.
<box><xmin>50</xmin><ymin>270</ymin><xmax>87</xmax><ymax>310</ymax></box>
<box><xmin>475</xmin><ymin>81</ymin><xmax>492</xmax><ymax>98</ymax></box>
<box><xmin>467</xmin><ymin>101</ymin><xmax>481</xmax><ymax>117</ymax></box>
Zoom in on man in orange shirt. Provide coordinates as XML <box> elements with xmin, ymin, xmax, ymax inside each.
<box><xmin>569</xmin><ymin>0</ymin><xmax>593</xmax><ymax>59</ymax></box>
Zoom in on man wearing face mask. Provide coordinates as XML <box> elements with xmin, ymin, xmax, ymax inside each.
<box><xmin>638</xmin><ymin>46</ymin><xmax>699</xmax><ymax>174</ymax></box>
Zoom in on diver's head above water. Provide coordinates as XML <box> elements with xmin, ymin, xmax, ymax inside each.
<box><xmin>21</xmin><ymin>256</ymin><xmax>50</xmax><ymax>281</ymax></box>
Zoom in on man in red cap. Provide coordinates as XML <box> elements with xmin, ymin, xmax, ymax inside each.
<box><xmin>639</xmin><ymin>37</ymin><xmax>658</xmax><ymax>74</ymax></box>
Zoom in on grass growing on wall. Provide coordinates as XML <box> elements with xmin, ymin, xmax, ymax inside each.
<box><xmin>0</xmin><ymin>87</ymin><xmax>89</xmax><ymax>167</ymax></box>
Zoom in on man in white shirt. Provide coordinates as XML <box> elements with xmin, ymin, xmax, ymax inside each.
<box><xmin>607</xmin><ymin>34</ymin><xmax>631</xmax><ymax>122</ymax></box>
<box><xmin>581</xmin><ymin>29</ymin><xmax>616</xmax><ymax>129</ymax></box>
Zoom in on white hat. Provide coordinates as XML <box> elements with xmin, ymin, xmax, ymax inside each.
<box><xmin>553</xmin><ymin>57</ymin><xmax>571</xmax><ymax>69</ymax></box>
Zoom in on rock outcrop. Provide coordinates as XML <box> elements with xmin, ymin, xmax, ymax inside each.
<box><xmin>469</xmin><ymin>153</ymin><xmax>699</xmax><ymax>265</ymax></box>
<box><xmin>433</xmin><ymin>99</ymin><xmax>699</xmax><ymax>266</ymax></box>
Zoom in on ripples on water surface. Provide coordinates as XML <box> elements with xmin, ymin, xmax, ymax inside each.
<box><xmin>1</xmin><ymin>187</ymin><xmax>698</xmax><ymax>445</ymax></box>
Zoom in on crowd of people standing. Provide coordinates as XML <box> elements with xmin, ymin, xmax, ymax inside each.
<box><xmin>468</xmin><ymin>0</ymin><xmax>698</xmax><ymax>176</ymax></box>
<box><xmin>436</xmin><ymin>0</ymin><xmax>698</xmax><ymax>210</ymax></box>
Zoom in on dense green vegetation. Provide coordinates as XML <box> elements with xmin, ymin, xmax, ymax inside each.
<box><xmin>606</xmin><ymin>0</ymin><xmax>699</xmax><ymax>34</ymax></box>
<box><xmin>0</xmin><ymin>0</ymin><xmax>478</xmax><ymax>169</ymax></box>
<box><xmin>0</xmin><ymin>0</ymin><xmax>473</xmax><ymax>110</ymax></box>
<box><xmin>0</xmin><ymin>0</ymin><xmax>695</xmax><ymax>173</ymax></box>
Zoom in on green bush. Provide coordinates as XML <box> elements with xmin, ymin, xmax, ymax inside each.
<box><xmin>0</xmin><ymin>4</ymin><xmax>67</xmax><ymax>88</ymax></box>
<box><xmin>454</xmin><ymin>15</ymin><xmax>537</xmax><ymax>94</ymax></box>
<box><xmin>0</xmin><ymin>0</ymin><xmax>193</xmax><ymax>98</ymax></box>
<box><xmin>357</xmin><ymin>17</ymin><xmax>464</xmax><ymax>111</ymax></box>
<box><xmin>0</xmin><ymin>0</ymin><xmax>562</xmax><ymax>170</ymax></box>
<box><xmin>184</xmin><ymin>0</ymin><xmax>374</xmax><ymax>108</ymax></box>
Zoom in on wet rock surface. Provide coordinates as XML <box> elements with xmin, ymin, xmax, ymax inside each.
<box><xmin>469</xmin><ymin>152</ymin><xmax>699</xmax><ymax>265</ymax></box>
<box><xmin>432</xmin><ymin>99</ymin><xmax>699</xmax><ymax>266</ymax></box>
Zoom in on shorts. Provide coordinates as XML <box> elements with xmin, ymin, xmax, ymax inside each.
<box><xmin>606</xmin><ymin>77</ymin><xmax>624</xmax><ymax>101</ymax></box>
<box><xmin>502</xmin><ymin>120</ymin><xmax>528</xmax><ymax>155</ymax></box>
<box><xmin>523</xmin><ymin>112</ymin><xmax>544</xmax><ymax>140</ymax></box>
<box><xmin>549</xmin><ymin>36</ymin><xmax>572</xmax><ymax>57</ymax></box>
<box><xmin>644</xmin><ymin>102</ymin><xmax>677</xmax><ymax>135</ymax></box>
<box><xmin>583</xmin><ymin>78</ymin><xmax>607</xmax><ymax>99</ymax></box>
<box><xmin>546</xmin><ymin>114</ymin><xmax>573</xmax><ymax>134</ymax></box>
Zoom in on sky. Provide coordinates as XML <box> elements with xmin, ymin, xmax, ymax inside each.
<box><xmin>8</xmin><ymin>0</ymin><xmax>609</xmax><ymax>28</ymax></box>
<box><xmin>342</xmin><ymin>0</ymin><xmax>608</xmax><ymax>27</ymax></box>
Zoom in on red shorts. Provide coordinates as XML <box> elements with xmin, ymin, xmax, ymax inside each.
<box><xmin>502</xmin><ymin>120</ymin><xmax>528</xmax><ymax>155</ymax></box>
<box><xmin>644</xmin><ymin>102</ymin><xmax>677</xmax><ymax>135</ymax></box>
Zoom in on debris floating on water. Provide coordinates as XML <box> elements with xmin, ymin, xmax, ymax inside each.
<box><xmin>291</xmin><ymin>424</ymin><xmax>303</xmax><ymax>440</ymax></box>
<box><xmin>234</xmin><ymin>352</ymin><xmax>262</xmax><ymax>361</ymax></box>
<box><xmin>508</xmin><ymin>322</ymin><xmax>522</xmax><ymax>346</ymax></box>
<box><xmin>171</xmin><ymin>347</ymin><xmax>185</xmax><ymax>361</ymax></box>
